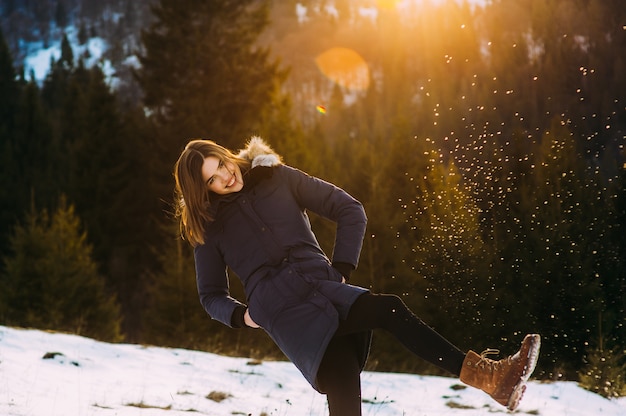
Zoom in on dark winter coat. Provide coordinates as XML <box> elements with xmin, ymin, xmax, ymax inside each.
<box><xmin>193</xmin><ymin>138</ymin><xmax>371</xmax><ymax>391</ymax></box>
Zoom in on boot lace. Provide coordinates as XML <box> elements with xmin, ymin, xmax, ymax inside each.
<box><xmin>476</xmin><ymin>348</ymin><xmax>507</xmax><ymax>370</ymax></box>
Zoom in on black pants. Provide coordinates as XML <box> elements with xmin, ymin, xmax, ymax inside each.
<box><xmin>316</xmin><ymin>293</ymin><xmax>466</xmax><ymax>416</ymax></box>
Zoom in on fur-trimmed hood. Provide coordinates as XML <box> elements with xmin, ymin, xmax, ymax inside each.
<box><xmin>237</xmin><ymin>136</ymin><xmax>282</xmax><ymax>168</ymax></box>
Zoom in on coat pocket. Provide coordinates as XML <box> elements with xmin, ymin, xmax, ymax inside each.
<box><xmin>291</xmin><ymin>258</ymin><xmax>342</xmax><ymax>283</ymax></box>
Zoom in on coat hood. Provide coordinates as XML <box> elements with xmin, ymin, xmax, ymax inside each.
<box><xmin>237</xmin><ymin>136</ymin><xmax>282</xmax><ymax>168</ymax></box>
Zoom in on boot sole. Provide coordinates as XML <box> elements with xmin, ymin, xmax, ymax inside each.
<box><xmin>506</xmin><ymin>334</ymin><xmax>541</xmax><ymax>411</ymax></box>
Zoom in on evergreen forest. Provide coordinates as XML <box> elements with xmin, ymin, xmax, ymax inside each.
<box><xmin>1</xmin><ymin>0</ymin><xmax>625</xmax><ymax>394</ymax></box>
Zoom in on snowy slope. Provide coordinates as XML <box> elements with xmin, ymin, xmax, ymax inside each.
<box><xmin>23</xmin><ymin>35</ymin><xmax>111</xmax><ymax>81</ymax></box>
<box><xmin>1</xmin><ymin>325</ymin><xmax>624</xmax><ymax>416</ymax></box>
<box><xmin>20</xmin><ymin>24</ymin><xmax>137</xmax><ymax>91</ymax></box>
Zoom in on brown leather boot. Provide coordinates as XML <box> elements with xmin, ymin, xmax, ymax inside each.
<box><xmin>460</xmin><ymin>334</ymin><xmax>540</xmax><ymax>411</ymax></box>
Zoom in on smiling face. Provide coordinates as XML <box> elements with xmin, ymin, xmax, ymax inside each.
<box><xmin>201</xmin><ymin>156</ymin><xmax>244</xmax><ymax>195</ymax></box>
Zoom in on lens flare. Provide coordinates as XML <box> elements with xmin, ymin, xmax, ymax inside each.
<box><xmin>315</xmin><ymin>47</ymin><xmax>370</xmax><ymax>91</ymax></box>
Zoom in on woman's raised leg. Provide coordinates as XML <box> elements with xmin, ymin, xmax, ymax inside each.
<box><xmin>335</xmin><ymin>293</ymin><xmax>466</xmax><ymax>375</ymax></box>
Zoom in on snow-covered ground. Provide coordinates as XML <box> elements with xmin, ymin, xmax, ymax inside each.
<box><xmin>1</xmin><ymin>326</ymin><xmax>624</xmax><ymax>416</ymax></box>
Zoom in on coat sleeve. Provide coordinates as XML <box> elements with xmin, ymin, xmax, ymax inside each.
<box><xmin>194</xmin><ymin>240</ymin><xmax>247</xmax><ymax>328</ymax></box>
<box><xmin>280</xmin><ymin>165</ymin><xmax>367</xmax><ymax>268</ymax></box>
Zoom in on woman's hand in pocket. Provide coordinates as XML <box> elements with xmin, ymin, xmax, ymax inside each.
<box><xmin>244</xmin><ymin>308</ymin><xmax>261</xmax><ymax>328</ymax></box>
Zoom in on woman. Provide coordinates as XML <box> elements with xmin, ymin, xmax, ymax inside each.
<box><xmin>173</xmin><ymin>136</ymin><xmax>540</xmax><ymax>415</ymax></box>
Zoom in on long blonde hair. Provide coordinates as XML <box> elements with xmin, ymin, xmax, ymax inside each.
<box><xmin>173</xmin><ymin>139</ymin><xmax>250</xmax><ymax>246</ymax></box>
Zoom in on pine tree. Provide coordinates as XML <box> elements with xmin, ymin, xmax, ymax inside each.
<box><xmin>0</xmin><ymin>29</ymin><xmax>16</xmax><ymax>129</ymax></box>
<box><xmin>142</xmin><ymin>225</ymin><xmax>211</xmax><ymax>348</ymax></box>
<box><xmin>0</xmin><ymin>28</ymin><xmax>20</xmax><ymax>265</ymax></box>
<box><xmin>55</xmin><ymin>0</ymin><xmax>68</xmax><ymax>29</ymax></box>
<box><xmin>0</xmin><ymin>197</ymin><xmax>122</xmax><ymax>341</ymax></box>
<box><xmin>377</xmin><ymin>134</ymin><xmax>489</xmax><ymax>329</ymax></box>
<box><xmin>134</xmin><ymin>3</ymin><xmax>290</xmax><ymax>341</ymax></box>
<box><xmin>136</xmin><ymin>0</ymin><xmax>284</xmax><ymax>150</ymax></box>
<box><xmin>59</xmin><ymin>32</ymin><xmax>74</xmax><ymax>69</ymax></box>
<box><xmin>579</xmin><ymin>340</ymin><xmax>626</xmax><ymax>398</ymax></box>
